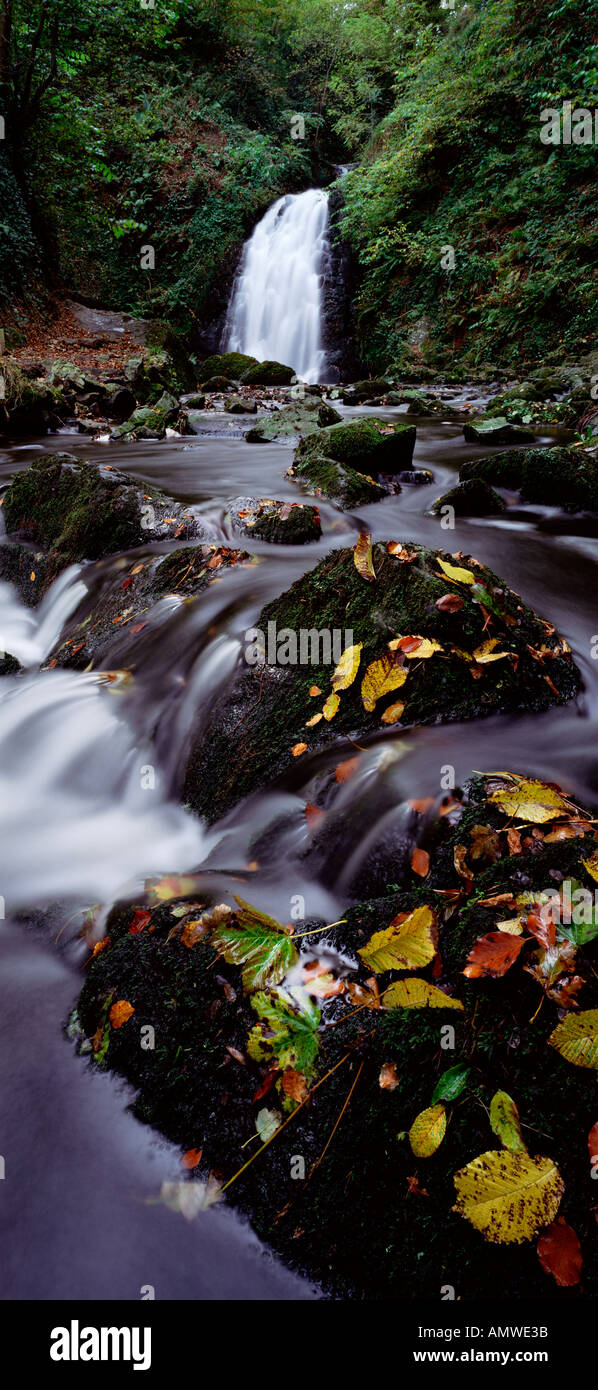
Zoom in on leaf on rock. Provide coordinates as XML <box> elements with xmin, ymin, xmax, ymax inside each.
<box><xmin>472</xmin><ymin>638</ymin><xmax>510</xmax><ymax>663</ymax></box>
<box><xmin>346</xmin><ymin>976</ymin><xmax>381</xmax><ymax>1009</ymax></box>
<box><xmin>358</xmin><ymin>905</ymin><xmax>437</xmax><ymax>973</ymax></box>
<box><xmin>248</xmin><ymin>987</ymin><xmax>321</xmax><ymax>1080</ymax></box>
<box><xmin>381</xmin><ymin>700</ymin><xmax>405</xmax><ymax>724</ymax></box>
<box><xmin>331</xmin><ymin>643</ymin><xmax>363</xmax><ymax>691</ymax></box>
<box><xmin>487</xmin><ymin>777</ymin><xmax>572</xmax><ymax>824</ymax></box>
<box><xmin>436</xmin><ymin>558</ymin><xmax>476</xmax><ymax>585</ymax></box>
<box><xmin>361</xmin><ymin>652</ymin><xmax>407</xmax><ymax>712</ymax></box>
<box><xmin>453</xmin><ymin>1150</ymin><xmax>564</xmax><ymax>1244</ymax></box>
<box><xmin>489</xmin><ymin>1091</ymin><xmax>527</xmax><ymax>1154</ymax></box>
<box><xmin>435</xmin><ymin>593</ymin><xmax>464</xmax><ymax>613</ymax></box>
<box><xmin>292</xmin><ymin>742</ymin><xmax>307</xmax><ymax>756</ymax></box>
<box><xmin>411</xmin><ymin>847</ymin><xmax>430</xmax><ymax>877</ymax></box>
<box><xmin>281</xmin><ymin>1068</ymin><xmax>309</xmax><ymax>1103</ymax></box>
<box><xmin>431</xmin><ymin>1065</ymin><xmax>471</xmax><ymax>1103</ymax></box>
<box><xmin>129</xmin><ymin>909</ymin><xmax>152</xmax><ymax>935</ymax></box>
<box><xmin>582</xmin><ymin>849</ymin><xmax>598</xmax><ymax>882</ymax></box>
<box><xmin>463</xmin><ymin>931</ymin><xmax>525</xmax><ymax>979</ymax></box>
<box><xmin>409</xmin><ymin>1103</ymin><xmax>447</xmax><ymax>1158</ymax></box>
<box><xmin>305</xmin><ymin>713</ymin><xmax>322</xmax><ymax>727</ymax></box>
<box><xmin>181</xmin><ymin>1147</ymin><xmax>203</xmax><ymax>1170</ymax></box>
<box><xmin>354</xmin><ymin>532</ymin><xmax>376</xmax><ymax>582</ymax></box>
<box><xmin>548</xmin><ymin>1009</ymin><xmax>598</xmax><ymax>1070</ymax></box>
<box><xmin>379</xmin><ymin>1062</ymin><xmax>399</xmax><ymax>1090</ymax></box>
<box><xmin>109</xmin><ymin>1000</ymin><xmax>135</xmax><ymax>1029</ymax></box>
<box><xmin>537</xmin><ymin>1219</ymin><xmax>582</xmax><ymax>1286</ymax></box>
<box><xmin>211</xmin><ymin>915</ymin><xmax>298</xmax><ymax>993</ymax></box>
<box><xmin>387</xmin><ymin>542</ymin><xmax>417</xmax><ymax>562</ymax></box>
<box><xmin>384</xmin><ymin>978</ymin><xmax>464</xmax><ymax>1011</ymax></box>
<box><xmin>322</xmin><ymin>691</ymin><xmax>340</xmax><ymax>721</ymax></box>
<box><xmin>256</xmin><ymin>1108</ymin><xmax>282</xmax><ymax>1143</ymax></box>
<box><xmin>469</xmin><ymin>824</ymin><xmax>502</xmax><ymax>863</ymax></box>
<box><xmin>390</xmin><ymin>635</ymin><xmax>443</xmax><ymax>659</ymax></box>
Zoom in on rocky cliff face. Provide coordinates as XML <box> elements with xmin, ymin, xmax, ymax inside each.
<box><xmin>320</xmin><ymin>183</ymin><xmax>361</xmax><ymax>383</ymax></box>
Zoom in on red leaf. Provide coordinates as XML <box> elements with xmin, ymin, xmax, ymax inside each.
<box><xmin>129</xmin><ymin>909</ymin><xmax>152</xmax><ymax>935</ymax></box>
<box><xmin>305</xmin><ymin>803</ymin><xmax>324</xmax><ymax>829</ymax></box>
<box><xmin>252</xmin><ymin>1067</ymin><xmax>279</xmax><ymax>1102</ymax></box>
<box><xmin>537</xmin><ymin>1219</ymin><xmax>582</xmax><ymax>1287</ymax></box>
<box><xmin>463</xmin><ymin>931</ymin><xmax>525</xmax><ymax>979</ymax></box>
<box><xmin>181</xmin><ymin>1147</ymin><xmax>203</xmax><ymax>1170</ymax></box>
<box><xmin>411</xmin><ymin>847</ymin><xmax>430</xmax><ymax>877</ymax></box>
<box><xmin>435</xmin><ymin>593</ymin><xmax>464</xmax><ymax>613</ymax></box>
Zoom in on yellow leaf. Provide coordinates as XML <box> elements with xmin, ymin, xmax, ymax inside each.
<box><xmin>496</xmin><ymin>917</ymin><xmax>525</xmax><ymax>935</ymax></box>
<box><xmin>452</xmin><ymin>1150</ymin><xmax>563</xmax><ymax>1244</ymax></box>
<box><xmin>358</xmin><ymin>905</ymin><xmax>436</xmax><ymax>973</ymax></box>
<box><xmin>436</xmin><ymin>558</ymin><xmax>476</xmax><ymax>584</ymax></box>
<box><xmin>109</xmin><ymin>1000</ymin><xmax>135</xmax><ymax>1029</ymax></box>
<box><xmin>488</xmin><ymin>777</ymin><xmax>572</xmax><ymax>824</ymax></box>
<box><xmin>389</xmin><ymin>637</ymin><xmax>443</xmax><ymax>660</ymax></box>
<box><xmin>381</xmin><ymin>701</ymin><xmax>405</xmax><ymax>724</ymax></box>
<box><xmin>354</xmin><ymin>532</ymin><xmax>376</xmax><ymax>582</ymax></box>
<box><xmin>322</xmin><ymin>691</ymin><xmax>340</xmax><ymax>721</ymax></box>
<box><xmin>548</xmin><ymin>1009</ymin><xmax>598</xmax><ymax>1070</ymax></box>
<box><xmin>409</xmin><ymin>1103</ymin><xmax>447</xmax><ymax>1157</ymax></box>
<box><xmin>384</xmin><ymin>978</ymin><xmax>464</xmax><ymax>1010</ymax></box>
<box><xmin>472</xmin><ymin>639</ymin><xmax>510</xmax><ymax>663</ymax></box>
<box><xmin>331</xmin><ymin>643</ymin><xmax>363</xmax><ymax>691</ymax></box>
<box><xmin>361</xmin><ymin>653</ymin><xmax>407</xmax><ymax>712</ymax></box>
<box><xmin>582</xmin><ymin>849</ymin><xmax>598</xmax><ymax>882</ymax></box>
<box><xmin>489</xmin><ymin>1091</ymin><xmax>527</xmax><ymax>1154</ymax></box>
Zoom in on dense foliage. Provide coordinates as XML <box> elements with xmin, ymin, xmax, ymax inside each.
<box><xmin>1</xmin><ymin>0</ymin><xmax>597</xmax><ymax>366</ymax></box>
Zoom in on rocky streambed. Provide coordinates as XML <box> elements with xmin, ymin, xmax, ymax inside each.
<box><xmin>2</xmin><ymin>360</ymin><xmax>598</xmax><ymax>1300</ymax></box>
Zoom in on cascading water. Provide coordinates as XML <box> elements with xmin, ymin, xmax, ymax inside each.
<box><xmin>225</xmin><ymin>188</ymin><xmax>330</xmax><ymax>385</ymax></box>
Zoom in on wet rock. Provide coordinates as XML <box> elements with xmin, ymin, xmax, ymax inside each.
<box><xmin>341</xmin><ymin>378</ymin><xmax>392</xmax><ymax>403</ymax></box>
<box><xmin>0</xmin><ymin>362</ymin><xmax>63</xmax><ymax>436</ymax></box>
<box><xmin>184</xmin><ymin>541</ymin><xmax>580</xmax><ymax>820</ymax></box>
<box><xmin>123</xmin><ymin>344</ymin><xmax>195</xmax><ymax>401</ymax></box>
<box><xmin>0</xmin><ymin>542</ymin><xmax>55</xmax><ymax>607</ymax></box>
<box><xmin>184</xmin><ymin>393</ymin><xmax>207</xmax><ymax>410</ymax></box>
<box><xmin>197</xmin><ymin>352</ymin><xmax>258</xmax><ymax>383</ymax></box>
<box><xmin>228</xmin><ymin>497</ymin><xmax>321</xmax><ymax>545</ymax></box>
<box><xmin>432</xmin><ymin>478</ymin><xmax>506</xmax><ymax>516</ymax></box>
<box><xmin>201</xmin><ymin>375</ymin><xmax>235</xmax><ymax>392</ymax></box>
<box><xmin>463</xmin><ymin>416</ymin><xmax>535</xmax><ymax>444</ymax></box>
<box><xmin>44</xmin><ymin>544</ymin><xmax>252</xmax><ymax>671</ymax></box>
<box><xmin>290</xmin><ymin>454</ymin><xmax>387</xmax><ymax>509</ymax></box>
<box><xmin>111</xmin><ymin>392</ymin><xmax>182</xmax><ymax>441</ymax></box>
<box><xmin>107</xmin><ymin>387</ymin><xmax>136</xmax><ymax>422</ymax></box>
<box><xmin>240</xmin><ymin>360</ymin><xmax>295</xmax><ymax>386</ymax></box>
<box><xmin>398</xmin><ymin>469</ymin><xmax>434</xmax><ymax>485</ymax></box>
<box><xmin>74</xmin><ymin>772</ymin><xmax>598</xmax><ymax>1298</ymax></box>
<box><xmin>295</xmin><ymin>417</ymin><xmax>416</xmax><ymax>477</ymax></box>
<box><xmin>245</xmin><ymin>400</ymin><xmax>341</xmax><ymax>443</ymax></box>
<box><xmin>224</xmin><ymin>395</ymin><xmax>258</xmax><ymax>415</ymax></box>
<box><xmin>2</xmin><ymin>453</ymin><xmax>202</xmax><ymax>583</ymax></box>
<box><xmin>460</xmin><ymin>445</ymin><xmax>598</xmax><ymax>512</ymax></box>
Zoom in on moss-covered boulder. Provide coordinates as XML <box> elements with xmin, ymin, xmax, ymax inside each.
<box><xmin>224</xmin><ymin>395</ymin><xmax>258</xmax><ymax>415</ymax></box>
<box><xmin>73</xmin><ymin>772</ymin><xmax>598</xmax><ymax>1298</ymax></box>
<box><xmin>245</xmin><ymin>400</ymin><xmax>341</xmax><ymax>443</ymax></box>
<box><xmin>460</xmin><ymin>445</ymin><xmax>598</xmax><ymax>512</ymax></box>
<box><xmin>228</xmin><ymin>497</ymin><xmax>321</xmax><ymax>545</ymax></box>
<box><xmin>184</xmin><ymin>541</ymin><xmax>580</xmax><ymax>821</ymax></box>
<box><xmin>197</xmin><ymin>352</ymin><xmax>259</xmax><ymax>383</ymax></box>
<box><xmin>45</xmin><ymin>545</ymin><xmax>253</xmax><ymax>670</ymax></box>
<box><xmin>201</xmin><ymin>375</ymin><xmax>236</xmax><ymax>392</ymax></box>
<box><xmin>290</xmin><ymin>454</ymin><xmax>387</xmax><ymax>508</ymax></box>
<box><xmin>463</xmin><ymin>417</ymin><xmax>535</xmax><ymax>444</ymax></box>
<box><xmin>432</xmin><ymin>478</ymin><xmax>506</xmax><ymax>517</ymax></box>
<box><xmin>110</xmin><ymin>392</ymin><xmax>182</xmax><ymax>440</ymax></box>
<box><xmin>2</xmin><ymin>454</ymin><xmax>202</xmax><ymax>582</ymax></box>
<box><xmin>296</xmin><ymin>417</ymin><xmax>416</xmax><ymax>477</ymax></box>
<box><xmin>123</xmin><ymin>346</ymin><xmax>195</xmax><ymax>400</ymax></box>
<box><xmin>241</xmin><ymin>360</ymin><xmax>295</xmax><ymax>386</ymax></box>
<box><xmin>341</xmin><ymin>378</ymin><xmax>392</xmax><ymax>403</ymax></box>
<box><xmin>0</xmin><ymin>361</ymin><xmax>62</xmax><ymax>436</ymax></box>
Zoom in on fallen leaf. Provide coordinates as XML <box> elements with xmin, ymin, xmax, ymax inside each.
<box><xmin>322</xmin><ymin>691</ymin><xmax>340</xmax><ymax>721</ymax></box>
<box><xmin>489</xmin><ymin>1091</ymin><xmax>527</xmax><ymax>1153</ymax></box>
<box><xmin>548</xmin><ymin>1009</ymin><xmax>598</xmax><ymax>1069</ymax></box>
<box><xmin>379</xmin><ymin>1062</ymin><xmax>399</xmax><ymax>1090</ymax></box>
<box><xmin>281</xmin><ymin>1068</ymin><xmax>309</xmax><ymax>1103</ymax></box>
<box><xmin>305</xmin><ymin>713</ymin><xmax>322</xmax><ymax>727</ymax></box>
<box><xmin>359</xmin><ymin>905</ymin><xmax>437</xmax><ymax>973</ymax></box>
<box><xmin>537</xmin><ymin>1219</ymin><xmax>582</xmax><ymax>1287</ymax></box>
<box><xmin>431</xmin><ymin>1064</ymin><xmax>471</xmax><ymax>1102</ymax></box>
<box><xmin>256</xmin><ymin>1108</ymin><xmax>282</xmax><ymax>1143</ymax></box>
<box><xmin>292</xmin><ymin>743</ymin><xmax>307</xmax><ymax>756</ymax></box>
<box><xmin>181</xmin><ymin>1148</ymin><xmax>203</xmax><ymax>1170</ymax></box>
<box><xmin>406</xmin><ymin>1174</ymin><xmax>429</xmax><ymax>1196</ymax></box>
<box><xmin>309</xmin><ymin>685</ymin><xmax>322</xmax><ymax>697</ymax></box>
<box><xmin>109</xmin><ymin>1000</ymin><xmax>135</xmax><ymax>1029</ymax></box>
<box><xmin>472</xmin><ymin>638</ymin><xmax>510</xmax><ymax>663</ymax></box>
<box><xmin>507</xmin><ymin>828</ymin><xmax>522</xmax><ymax>855</ymax></box>
<box><xmin>453</xmin><ymin>1151</ymin><xmax>563</xmax><ymax>1244</ymax></box>
<box><xmin>470</xmin><ymin>824</ymin><xmax>502</xmax><ymax>863</ymax></box>
<box><xmin>463</xmin><ymin>931</ymin><xmax>525</xmax><ymax>979</ymax></box>
<box><xmin>435</xmin><ymin>593</ymin><xmax>464</xmax><ymax>613</ymax></box>
<box><xmin>361</xmin><ymin>652</ymin><xmax>407</xmax><ymax>712</ymax></box>
<box><xmin>384</xmin><ymin>978</ymin><xmax>464</xmax><ymax>1010</ymax></box>
<box><xmin>387</xmin><ymin>542</ymin><xmax>417</xmax><ymax>562</ymax></box>
<box><xmin>354</xmin><ymin>532</ymin><xmax>376</xmax><ymax>582</ymax></box>
<box><xmin>305</xmin><ymin>803</ymin><xmax>323</xmax><ymax>829</ymax></box>
<box><xmin>454</xmin><ymin>844</ymin><xmax>473</xmax><ymax>881</ymax></box>
<box><xmin>436</xmin><ymin>558</ymin><xmax>476</xmax><ymax>585</ymax></box>
<box><xmin>409</xmin><ymin>1102</ymin><xmax>447</xmax><ymax>1157</ymax></box>
<box><xmin>381</xmin><ymin>700</ymin><xmax>405</xmax><ymax>724</ymax></box>
<box><xmin>582</xmin><ymin>848</ymin><xmax>598</xmax><ymax>882</ymax></box>
<box><xmin>487</xmin><ymin>776</ymin><xmax>573</xmax><ymax>824</ymax></box>
<box><xmin>411</xmin><ymin>847</ymin><xmax>430</xmax><ymax>877</ymax></box>
<box><xmin>129</xmin><ymin>908</ymin><xmax>151</xmax><ymax>935</ymax></box>
<box><xmin>346</xmin><ymin>976</ymin><xmax>380</xmax><ymax>1009</ymax></box>
<box><xmin>331</xmin><ymin>643</ymin><xmax>363</xmax><ymax>691</ymax></box>
<box><xmin>335</xmin><ymin>756</ymin><xmax>359</xmax><ymax>783</ymax></box>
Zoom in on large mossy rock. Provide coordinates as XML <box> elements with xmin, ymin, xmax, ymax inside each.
<box><xmin>184</xmin><ymin>542</ymin><xmax>580</xmax><ymax>821</ymax></box>
<box><xmin>45</xmin><ymin>544</ymin><xmax>252</xmax><ymax>670</ymax></box>
<box><xmin>2</xmin><ymin>454</ymin><xmax>202</xmax><ymax>581</ymax></box>
<box><xmin>110</xmin><ymin>393</ymin><xmax>183</xmax><ymax>440</ymax></box>
<box><xmin>74</xmin><ymin>772</ymin><xmax>598</xmax><ymax>1298</ymax></box>
<box><xmin>197</xmin><ymin>352</ymin><xmax>259</xmax><ymax>383</ymax></box>
<box><xmin>241</xmin><ymin>360</ymin><xmax>295</xmax><ymax>386</ymax></box>
<box><xmin>463</xmin><ymin>417</ymin><xmax>535</xmax><ymax>445</ymax></box>
<box><xmin>245</xmin><ymin>400</ymin><xmax>342</xmax><ymax>443</ymax></box>
<box><xmin>290</xmin><ymin>453</ymin><xmax>387</xmax><ymax>508</ymax></box>
<box><xmin>228</xmin><ymin>497</ymin><xmax>321</xmax><ymax>545</ymax></box>
<box><xmin>124</xmin><ymin>345</ymin><xmax>195</xmax><ymax>401</ymax></box>
<box><xmin>296</xmin><ymin>417</ymin><xmax>416</xmax><ymax>477</ymax></box>
<box><xmin>432</xmin><ymin>478</ymin><xmax>506</xmax><ymax>517</ymax></box>
<box><xmin>0</xmin><ymin>361</ymin><xmax>63</xmax><ymax>436</ymax></box>
<box><xmin>460</xmin><ymin>446</ymin><xmax>598</xmax><ymax>512</ymax></box>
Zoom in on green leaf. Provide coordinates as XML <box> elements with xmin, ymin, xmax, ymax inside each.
<box><xmin>248</xmin><ymin>987</ymin><xmax>320</xmax><ymax>1080</ymax></box>
<box><xmin>558</xmin><ymin>879</ymin><xmax>598</xmax><ymax>946</ymax></box>
<box><xmin>211</xmin><ymin>916</ymin><xmax>298</xmax><ymax>993</ymax></box>
<box><xmin>431</xmin><ymin>1064</ymin><xmax>471</xmax><ymax>1103</ymax></box>
<box><xmin>489</xmin><ymin>1091</ymin><xmax>527</xmax><ymax>1154</ymax></box>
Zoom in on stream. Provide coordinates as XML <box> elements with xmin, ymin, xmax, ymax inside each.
<box><xmin>1</xmin><ymin>401</ymin><xmax>597</xmax><ymax>1300</ymax></box>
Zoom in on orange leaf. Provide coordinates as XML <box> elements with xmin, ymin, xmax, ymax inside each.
<box><xmin>291</xmin><ymin>743</ymin><xmax>307</xmax><ymax>756</ymax></box>
<box><xmin>435</xmin><ymin>593</ymin><xmax>463</xmax><ymax>613</ymax></box>
<box><xmin>181</xmin><ymin>1147</ymin><xmax>203</xmax><ymax>1170</ymax></box>
<box><xmin>129</xmin><ymin>908</ymin><xmax>151</xmax><ymax>935</ymax></box>
<box><xmin>411</xmin><ymin>847</ymin><xmax>430</xmax><ymax>877</ymax></box>
<box><xmin>463</xmin><ymin>931</ymin><xmax>525</xmax><ymax>979</ymax></box>
<box><xmin>379</xmin><ymin>1062</ymin><xmax>399</xmax><ymax>1090</ymax></box>
<box><xmin>109</xmin><ymin>1000</ymin><xmax>135</xmax><ymax>1028</ymax></box>
<box><xmin>305</xmin><ymin>803</ymin><xmax>323</xmax><ymax>828</ymax></box>
<box><xmin>335</xmin><ymin>756</ymin><xmax>359</xmax><ymax>783</ymax></box>
<box><xmin>309</xmin><ymin>686</ymin><xmax>322</xmax><ymax>697</ymax></box>
<box><xmin>537</xmin><ymin>1218</ymin><xmax>582</xmax><ymax>1287</ymax></box>
<box><xmin>281</xmin><ymin>1068</ymin><xmax>309</xmax><ymax>1103</ymax></box>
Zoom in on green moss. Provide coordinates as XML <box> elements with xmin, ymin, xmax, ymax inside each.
<box><xmin>184</xmin><ymin>542</ymin><xmax>581</xmax><ymax>821</ymax></box>
<box><xmin>292</xmin><ymin>453</ymin><xmax>387</xmax><ymax>508</ymax></box>
<box><xmin>460</xmin><ymin>446</ymin><xmax>598</xmax><ymax>511</ymax></box>
<box><xmin>197</xmin><ymin>352</ymin><xmax>259</xmax><ymax>382</ymax></box>
<box><xmin>245</xmin><ymin>400</ymin><xmax>342</xmax><ymax>443</ymax></box>
<box><xmin>241</xmin><ymin>360</ymin><xmax>295</xmax><ymax>386</ymax></box>
<box><xmin>432</xmin><ymin>478</ymin><xmax>506</xmax><ymax>516</ymax></box>
<box><xmin>296</xmin><ymin>417</ymin><xmax>416</xmax><ymax>476</ymax></box>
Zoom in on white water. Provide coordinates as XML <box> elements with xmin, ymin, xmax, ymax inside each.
<box><xmin>225</xmin><ymin>188</ymin><xmax>329</xmax><ymax>384</ymax></box>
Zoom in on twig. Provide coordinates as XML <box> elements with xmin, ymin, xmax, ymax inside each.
<box><xmin>308</xmin><ymin>1061</ymin><xmax>364</xmax><ymax>1179</ymax></box>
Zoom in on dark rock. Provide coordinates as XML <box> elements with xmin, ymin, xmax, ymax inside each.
<box><xmin>432</xmin><ymin>478</ymin><xmax>506</xmax><ymax>516</ymax></box>
<box><xmin>295</xmin><ymin>417</ymin><xmax>416</xmax><ymax>476</ymax></box>
<box><xmin>107</xmin><ymin>387</ymin><xmax>136</xmax><ymax>422</ymax></box>
<box><xmin>245</xmin><ymin>400</ymin><xmax>342</xmax><ymax>443</ymax></box>
<box><xmin>463</xmin><ymin>416</ymin><xmax>535</xmax><ymax>444</ymax></box>
<box><xmin>398</xmin><ymin>469</ymin><xmax>434</xmax><ymax>485</ymax></box>
<box><xmin>460</xmin><ymin>445</ymin><xmax>598</xmax><ymax>512</ymax></box>
<box><xmin>228</xmin><ymin>497</ymin><xmax>321</xmax><ymax>544</ymax></box>
<box><xmin>290</xmin><ymin>454</ymin><xmax>387</xmax><ymax>509</ymax></box>
<box><xmin>241</xmin><ymin>360</ymin><xmax>295</xmax><ymax>386</ymax></box>
<box><xmin>224</xmin><ymin>395</ymin><xmax>258</xmax><ymax>415</ymax></box>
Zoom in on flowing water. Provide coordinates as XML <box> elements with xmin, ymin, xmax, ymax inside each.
<box><xmin>2</xmin><ymin>401</ymin><xmax>598</xmax><ymax>1299</ymax></box>
<box><xmin>224</xmin><ymin>189</ymin><xmax>330</xmax><ymax>383</ymax></box>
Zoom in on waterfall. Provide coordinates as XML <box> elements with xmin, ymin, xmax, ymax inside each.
<box><xmin>225</xmin><ymin>189</ymin><xmax>330</xmax><ymax>385</ymax></box>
